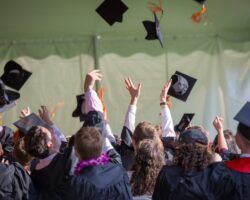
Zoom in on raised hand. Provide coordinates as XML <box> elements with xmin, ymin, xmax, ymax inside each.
<box><xmin>39</xmin><ymin>106</ymin><xmax>53</xmax><ymax>126</ymax></box>
<box><xmin>20</xmin><ymin>107</ymin><xmax>31</xmax><ymax>119</ymax></box>
<box><xmin>160</xmin><ymin>79</ymin><xmax>172</xmax><ymax>103</ymax></box>
<box><xmin>84</xmin><ymin>69</ymin><xmax>102</xmax><ymax>92</ymax></box>
<box><xmin>213</xmin><ymin>116</ymin><xmax>224</xmax><ymax>133</ymax></box>
<box><xmin>124</xmin><ymin>77</ymin><xmax>141</xmax><ymax>105</ymax></box>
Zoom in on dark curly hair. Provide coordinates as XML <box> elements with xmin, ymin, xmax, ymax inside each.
<box><xmin>130</xmin><ymin>139</ymin><xmax>165</xmax><ymax>196</ymax></box>
<box><xmin>13</xmin><ymin>138</ymin><xmax>33</xmax><ymax>166</ymax></box>
<box><xmin>173</xmin><ymin>143</ymin><xmax>212</xmax><ymax>173</ymax></box>
<box><xmin>24</xmin><ymin>126</ymin><xmax>51</xmax><ymax>159</ymax></box>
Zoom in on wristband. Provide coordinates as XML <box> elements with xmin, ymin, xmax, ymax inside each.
<box><xmin>160</xmin><ymin>102</ymin><xmax>166</xmax><ymax>106</ymax></box>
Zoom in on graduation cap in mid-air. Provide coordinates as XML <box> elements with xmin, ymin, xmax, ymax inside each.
<box><xmin>0</xmin><ymin>80</ymin><xmax>19</xmax><ymax>113</ymax></box>
<box><xmin>1</xmin><ymin>60</ymin><xmax>32</xmax><ymax>91</ymax></box>
<box><xmin>13</xmin><ymin>113</ymin><xmax>50</xmax><ymax>134</ymax></box>
<box><xmin>143</xmin><ymin>13</ymin><xmax>163</xmax><ymax>48</ymax></box>
<box><xmin>72</xmin><ymin>94</ymin><xmax>86</xmax><ymax>122</ymax></box>
<box><xmin>96</xmin><ymin>0</ymin><xmax>129</xmax><ymax>26</ymax></box>
<box><xmin>167</xmin><ymin>71</ymin><xmax>197</xmax><ymax>102</ymax></box>
<box><xmin>175</xmin><ymin>113</ymin><xmax>195</xmax><ymax>133</ymax></box>
<box><xmin>234</xmin><ymin>102</ymin><xmax>250</xmax><ymax>140</ymax></box>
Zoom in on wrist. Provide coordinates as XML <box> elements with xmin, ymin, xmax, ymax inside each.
<box><xmin>130</xmin><ymin>97</ymin><xmax>138</xmax><ymax>105</ymax></box>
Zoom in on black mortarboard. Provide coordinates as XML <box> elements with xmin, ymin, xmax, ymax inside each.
<box><xmin>0</xmin><ymin>80</ymin><xmax>19</xmax><ymax>113</ymax></box>
<box><xmin>234</xmin><ymin>102</ymin><xmax>250</xmax><ymax>140</ymax></box>
<box><xmin>13</xmin><ymin>113</ymin><xmax>50</xmax><ymax>134</ymax></box>
<box><xmin>82</xmin><ymin>111</ymin><xmax>105</xmax><ymax>135</ymax></box>
<box><xmin>1</xmin><ymin>60</ymin><xmax>32</xmax><ymax>91</ymax></box>
<box><xmin>72</xmin><ymin>94</ymin><xmax>86</xmax><ymax>122</ymax></box>
<box><xmin>175</xmin><ymin>113</ymin><xmax>195</xmax><ymax>133</ymax></box>
<box><xmin>96</xmin><ymin>0</ymin><xmax>128</xmax><ymax>26</ymax></box>
<box><xmin>193</xmin><ymin>0</ymin><xmax>207</xmax><ymax>5</ymax></box>
<box><xmin>167</xmin><ymin>71</ymin><xmax>197</xmax><ymax>102</ymax></box>
<box><xmin>179</xmin><ymin>128</ymin><xmax>208</xmax><ymax>145</ymax></box>
<box><xmin>143</xmin><ymin>13</ymin><xmax>163</xmax><ymax>48</ymax></box>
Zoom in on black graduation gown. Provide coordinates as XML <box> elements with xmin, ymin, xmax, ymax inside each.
<box><xmin>152</xmin><ymin>165</ymin><xmax>203</xmax><ymax>200</ymax></box>
<box><xmin>120</xmin><ymin>126</ymin><xmax>135</xmax><ymax>171</ymax></box>
<box><xmin>70</xmin><ymin>162</ymin><xmax>133</xmax><ymax>200</ymax></box>
<box><xmin>30</xmin><ymin>147</ymin><xmax>77</xmax><ymax>200</ymax></box>
<box><xmin>0</xmin><ymin>126</ymin><xmax>13</xmax><ymax>161</ymax></box>
<box><xmin>0</xmin><ymin>162</ymin><xmax>36</xmax><ymax>200</ymax></box>
<box><xmin>171</xmin><ymin>158</ymin><xmax>250</xmax><ymax>200</ymax></box>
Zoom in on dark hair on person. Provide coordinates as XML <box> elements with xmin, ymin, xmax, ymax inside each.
<box><xmin>133</xmin><ymin>121</ymin><xmax>158</xmax><ymax>146</ymax></box>
<box><xmin>13</xmin><ymin>138</ymin><xmax>33</xmax><ymax>166</ymax></box>
<box><xmin>24</xmin><ymin>126</ymin><xmax>51</xmax><ymax>159</ymax></box>
<box><xmin>74</xmin><ymin>127</ymin><xmax>103</xmax><ymax>160</ymax></box>
<box><xmin>173</xmin><ymin>142</ymin><xmax>212</xmax><ymax>173</ymax></box>
<box><xmin>131</xmin><ymin>139</ymin><xmax>165</xmax><ymax>196</ymax></box>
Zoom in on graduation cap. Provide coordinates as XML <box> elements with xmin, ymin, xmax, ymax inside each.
<box><xmin>179</xmin><ymin>128</ymin><xmax>208</xmax><ymax>145</ymax></box>
<box><xmin>193</xmin><ymin>0</ymin><xmax>206</xmax><ymax>4</ymax></box>
<box><xmin>175</xmin><ymin>113</ymin><xmax>195</xmax><ymax>133</ymax></box>
<box><xmin>13</xmin><ymin>113</ymin><xmax>50</xmax><ymax>134</ymax></box>
<box><xmin>1</xmin><ymin>60</ymin><xmax>32</xmax><ymax>91</ymax></box>
<box><xmin>234</xmin><ymin>102</ymin><xmax>250</xmax><ymax>140</ymax></box>
<box><xmin>0</xmin><ymin>80</ymin><xmax>19</xmax><ymax>113</ymax></box>
<box><xmin>167</xmin><ymin>71</ymin><xmax>197</xmax><ymax>102</ymax></box>
<box><xmin>72</xmin><ymin>94</ymin><xmax>86</xmax><ymax>121</ymax></box>
<box><xmin>143</xmin><ymin>13</ymin><xmax>163</xmax><ymax>48</ymax></box>
<box><xmin>96</xmin><ymin>0</ymin><xmax>128</xmax><ymax>26</ymax></box>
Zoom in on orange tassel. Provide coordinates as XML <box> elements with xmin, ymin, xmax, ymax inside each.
<box><xmin>191</xmin><ymin>4</ymin><xmax>207</xmax><ymax>23</ymax></box>
<box><xmin>50</xmin><ymin>101</ymin><xmax>65</xmax><ymax>118</ymax></box>
<box><xmin>13</xmin><ymin>131</ymin><xmax>21</xmax><ymax>143</ymax></box>
<box><xmin>98</xmin><ymin>87</ymin><xmax>107</xmax><ymax>119</ymax></box>
<box><xmin>147</xmin><ymin>0</ymin><xmax>163</xmax><ymax>15</ymax></box>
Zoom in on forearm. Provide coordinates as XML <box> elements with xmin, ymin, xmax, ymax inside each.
<box><xmin>161</xmin><ymin>105</ymin><xmax>175</xmax><ymax>137</ymax></box>
<box><xmin>124</xmin><ymin>104</ymin><xmax>137</xmax><ymax>132</ymax></box>
<box><xmin>217</xmin><ymin>130</ymin><xmax>228</xmax><ymax>151</ymax></box>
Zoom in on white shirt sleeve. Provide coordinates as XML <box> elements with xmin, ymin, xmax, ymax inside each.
<box><xmin>124</xmin><ymin>105</ymin><xmax>137</xmax><ymax>133</ymax></box>
<box><xmin>161</xmin><ymin>106</ymin><xmax>175</xmax><ymax>137</ymax></box>
<box><xmin>83</xmin><ymin>89</ymin><xmax>103</xmax><ymax>114</ymax></box>
<box><xmin>103</xmin><ymin>122</ymin><xmax>116</xmax><ymax>143</ymax></box>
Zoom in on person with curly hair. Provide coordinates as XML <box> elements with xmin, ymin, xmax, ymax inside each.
<box><xmin>153</xmin><ymin>128</ymin><xmax>211</xmax><ymax>200</ymax></box>
<box><xmin>131</xmin><ymin>139</ymin><xmax>165</xmax><ymax>199</ymax></box>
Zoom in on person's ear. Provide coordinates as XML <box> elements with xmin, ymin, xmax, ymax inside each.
<box><xmin>47</xmin><ymin>141</ymin><xmax>53</xmax><ymax>148</ymax></box>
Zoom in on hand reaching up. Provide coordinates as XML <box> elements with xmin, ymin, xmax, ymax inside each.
<box><xmin>39</xmin><ymin>106</ymin><xmax>53</xmax><ymax>126</ymax></box>
<box><xmin>213</xmin><ymin>116</ymin><xmax>224</xmax><ymax>133</ymax></box>
<box><xmin>84</xmin><ymin>70</ymin><xmax>102</xmax><ymax>92</ymax></box>
<box><xmin>124</xmin><ymin>77</ymin><xmax>141</xmax><ymax>105</ymax></box>
<box><xmin>160</xmin><ymin>79</ymin><xmax>172</xmax><ymax>103</ymax></box>
<box><xmin>20</xmin><ymin>107</ymin><xmax>31</xmax><ymax>119</ymax></box>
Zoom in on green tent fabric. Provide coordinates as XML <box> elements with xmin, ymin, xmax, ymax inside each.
<box><xmin>0</xmin><ymin>0</ymin><xmax>249</xmax><ymax>137</ymax></box>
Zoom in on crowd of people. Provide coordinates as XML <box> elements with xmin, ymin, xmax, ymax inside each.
<box><xmin>0</xmin><ymin>69</ymin><xmax>249</xmax><ymax>200</ymax></box>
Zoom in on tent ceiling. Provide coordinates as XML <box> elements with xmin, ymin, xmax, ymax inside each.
<box><xmin>0</xmin><ymin>0</ymin><xmax>250</xmax><ymax>40</ymax></box>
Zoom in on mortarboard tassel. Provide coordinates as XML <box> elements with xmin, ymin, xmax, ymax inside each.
<box><xmin>191</xmin><ymin>4</ymin><xmax>207</xmax><ymax>23</ymax></box>
<box><xmin>98</xmin><ymin>87</ymin><xmax>108</xmax><ymax>120</ymax></box>
<box><xmin>50</xmin><ymin>101</ymin><xmax>65</xmax><ymax>118</ymax></box>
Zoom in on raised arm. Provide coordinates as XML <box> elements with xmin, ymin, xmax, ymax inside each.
<box><xmin>121</xmin><ymin>78</ymin><xmax>141</xmax><ymax>146</ymax></box>
<box><xmin>160</xmin><ymin>79</ymin><xmax>175</xmax><ymax>138</ymax></box>
<box><xmin>83</xmin><ymin>70</ymin><xmax>103</xmax><ymax>114</ymax></box>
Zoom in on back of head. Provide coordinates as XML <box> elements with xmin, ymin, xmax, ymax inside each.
<box><xmin>74</xmin><ymin>127</ymin><xmax>103</xmax><ymax>160</ymax></box>
<box><xmin>237</xmin><ymin>123</ymin><xmax>250</xmax><ymax>148</ymax></box>
<box><xmin>13</xmin><ymin>138</ymin><xmax>32</xmax><ymax>166</ymax></box>
<box><xmin>174</xmin><ymin>128</ymin><xmax>211</xmax><ymax>173</ymax></box>
<box><xmin>23</xmin><ymin>126</ymin><xmax>51</xmax><ymax>159</ymax></box>
<box><xmin>131</xmin><ymin>139</ymin><xmax>165</xmax><ymax>196</ymax></box>
<box><xmin>133</xmin><ymin>121</ymin><xmax>159</xmax><ymax>146</ymax></box>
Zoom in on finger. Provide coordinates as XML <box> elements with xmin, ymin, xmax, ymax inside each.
<box><xmin>124</xmin><ymin>78</ymin><xmax>131</xmax><ymax>88</ymax></box>
<box><xmin>128</xmin><ymin>78</ymin><xmax>135</xmax><ymax>88</ymax></box>
<box><xmin>38</xmin><ymin>109</ymin><xmax>43</xmax><ymax>117</ymax></box>
<box><xmin>137</xmin><ymin>83</ymin><xmax>142</xmax><ymax>91</ymax></box>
